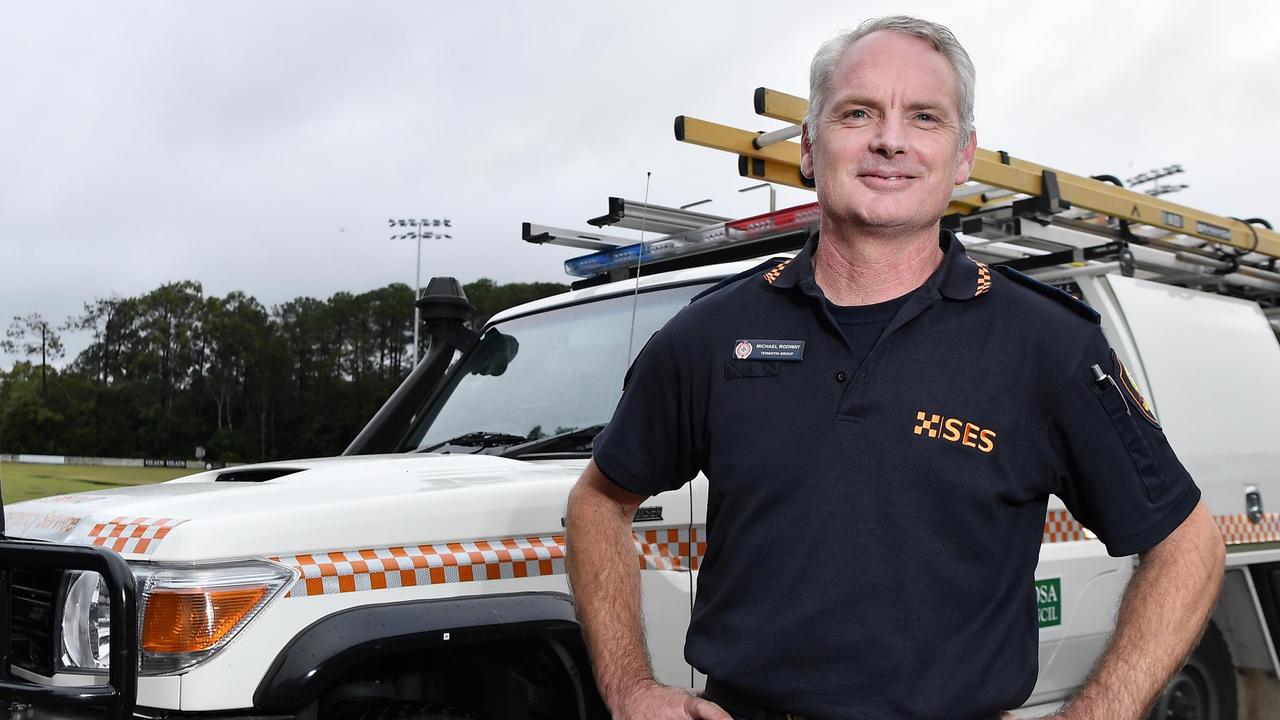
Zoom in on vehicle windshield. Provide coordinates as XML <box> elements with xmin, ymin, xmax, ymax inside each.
<box><xmin>400</xmin><ymin>282</ymin><xmax>710</xmax><ymax>454</ymax></box>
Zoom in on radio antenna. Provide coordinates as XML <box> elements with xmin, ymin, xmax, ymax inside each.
<box><xmin>624</xmin><ymin>171</ymin><xmax>652</xmax><ymax>364</ymax></box>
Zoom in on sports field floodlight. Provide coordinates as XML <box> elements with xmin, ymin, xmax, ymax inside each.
<box><xmin>1127</xmin><ymin>164</ymin><xmax>1188</xmax><ymax>198</ymax></box>
<box><xmin>1127</xmin><ymin>164</ymin><xmax>1184</xmax><ymax>186</ymax></box>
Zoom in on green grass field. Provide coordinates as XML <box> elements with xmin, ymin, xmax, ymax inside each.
<box><xmin>0</xmin><ymin>462</ymin><xmax>198</xmax><ymax>505</ymax></box>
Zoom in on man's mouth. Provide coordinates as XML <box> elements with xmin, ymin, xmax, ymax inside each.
<box><xmin>860</xmin><ymin>172</ymin><xmax>918</xmax><ymax>180</ymax></box>
<box><xmin>859</xmin><ymin>172</ymin><xmax>919</xmax><ymax>187</ymax></box>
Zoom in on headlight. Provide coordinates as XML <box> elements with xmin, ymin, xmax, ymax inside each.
<box><xmin>58</xmin><ymin>559</ymin><xmax>295</xmax><ymax>675</ymax></box>
<box><xmin>59</xmin><ymin>571</ymin><xmax>113</xmax><ymax>671</ymax></box>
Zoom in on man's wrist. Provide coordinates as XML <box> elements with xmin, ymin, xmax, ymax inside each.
<box><xmin>607</xmin><ymin>675</ymin><xmax>661</xmax><ymax>714</ymax></box>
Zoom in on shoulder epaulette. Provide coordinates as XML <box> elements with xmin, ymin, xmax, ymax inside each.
<box><xmin>993</xmin><ymin>265</ymin><xmax>1100</xmax><ymax>324</ymax></box>
<box><xmin>690</xmin><ymin>256</ymin><xmax>791</xmax><ymax>303</ymax></box>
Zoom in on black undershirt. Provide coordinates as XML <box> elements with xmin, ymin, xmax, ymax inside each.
<box><xmin>825</xmin><ymin>293</ymin><xmax>912</xmax><ymax>369</ymax></box>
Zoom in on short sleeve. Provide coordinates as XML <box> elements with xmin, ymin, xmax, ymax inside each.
<box><xmin>591</xmin><ymin>323</ymin><xmax>701</xmax><ymax>496</ymax></box>
<box><xmin>1047</xmin><ymin>331</ymin><xmax>1201</xmax><ymax>557</ymax></box>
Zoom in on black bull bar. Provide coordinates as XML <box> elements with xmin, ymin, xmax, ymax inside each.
<box><xmin>0</xmin><ymin>537</ymin><xmax>138</xmax><ymax>720</ymax></box>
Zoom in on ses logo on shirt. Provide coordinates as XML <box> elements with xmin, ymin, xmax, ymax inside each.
<box><xmin>912</xmin><ymin>411</ymin><xmax>997</xmax><ymax>453</ymax></box>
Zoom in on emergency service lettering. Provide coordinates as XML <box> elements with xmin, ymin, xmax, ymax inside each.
<box><xmin>913</xmin><ymin>411</ymin><xmax>996</xmax><ymax>453</ymax></box>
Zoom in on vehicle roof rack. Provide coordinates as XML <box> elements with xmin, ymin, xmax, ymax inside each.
<box><xmin>671</xmin><ymin>87</ymin><xmax>1280</xmax><ymax>309</ymax></box>
<box><xmin>587</xmin><ymin>197</ymin><xmax>731</xmax><ymax>235</ymax></box>
<box><xmin>526</xmin><ymin>88</ymin><xmax>1279</xmax><ymax>322</ymax></box>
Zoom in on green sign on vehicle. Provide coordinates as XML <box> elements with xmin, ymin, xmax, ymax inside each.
<box><xmin>1036</xmin><ymin>578</ymin><xmax>1062</xmax><ymax>628</ymax></box>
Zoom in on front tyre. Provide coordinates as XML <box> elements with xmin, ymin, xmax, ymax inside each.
<box><xmin>1148</xmin><ymin>621</ymin><xmax>1236</xmax><ymax>720</ymax></box>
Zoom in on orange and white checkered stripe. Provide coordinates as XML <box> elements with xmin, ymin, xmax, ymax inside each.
<box><xmin>1043</xmin><ymin>509</ymin><xmax>1088</xmax><ymax>544</ymax></box>
<box><xmin>1044</xmin><ymin>509</ymin><xmax>1280</xmax><ymax>547</ymax></box>
<box><xmin>635</xmin><ymin>527</ymin><xmax>707</xmax><ymax>571</ymax></box>
<box><xmin>275</xmin><ymin>535</ymin><xmax>566</xmax><ymax>598</ymax></box>
<box><xmin>1216</xmin><ymin>513</ymin><xmax>1280</xmax><ymax>545</ymax></box>
<box><xmin>87</xmin><ymin>516</ymin><xmax>187</xmax><ymax>555</ymax></box>
<box><xmin>276</xmin><ymin>526</ymin><xmax>708</xmax><ymax>598</ymax></box>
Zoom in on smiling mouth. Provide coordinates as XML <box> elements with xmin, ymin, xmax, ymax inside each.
<box><xmin>859</xmin><ymin>174</ymin><xmax>918</xmax><ymax>184</ymax></box>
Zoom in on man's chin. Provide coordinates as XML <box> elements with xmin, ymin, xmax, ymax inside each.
<box><xmin>817</xmin><ymin>198</ymin><xmax>948</xmax><ymax>236</ymax></box>
<box><xmin>827</xmin><ymin>206</ymin><xmax>917</xmax><ymax>232</ymax></box>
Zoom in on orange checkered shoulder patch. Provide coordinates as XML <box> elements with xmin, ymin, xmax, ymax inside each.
<box><xmin>762</xmin><ymin>260</ymin><xmax>790</xmax><ymax>284</ymax></box>
<box><xmin>975</xmin><ymin>262</ymin><xmax>992</xmax><ymax>296</ymax></box>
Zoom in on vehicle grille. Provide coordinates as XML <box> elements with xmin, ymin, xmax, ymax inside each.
<box><xmin>6</xmin><ymin>567</ymin><xmax>62</xmax><ymax>675</ymax></box>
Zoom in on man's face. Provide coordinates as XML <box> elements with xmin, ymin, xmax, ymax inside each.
<box><xmin>801</xmin><ymin>31</ymin><xmax>976</xmax><ymax>236</ymax></box>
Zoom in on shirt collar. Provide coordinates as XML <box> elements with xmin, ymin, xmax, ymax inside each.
<box><xmin>764</xmin><ymin>228</ymin><xmax>985</xmax><ymax>301</ymax></box>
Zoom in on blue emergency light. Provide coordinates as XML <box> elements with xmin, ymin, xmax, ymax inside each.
<box><xmin>561</xmin><ymin>202</ymin><xmax>820</xmax><ymax>278</ymax></box>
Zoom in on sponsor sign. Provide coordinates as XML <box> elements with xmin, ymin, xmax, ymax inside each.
<box><xmin>1036</xmin><ymin>578</ymin><xmax>1062</xmax><ymax>628</ymax></box>
<box><xmin>144</xmin><ymin>459</ymin><xmax>188</xmax><ymax>468</ymax></box>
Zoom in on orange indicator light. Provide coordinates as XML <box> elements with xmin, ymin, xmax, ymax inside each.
<box><xmin>142</xmin><ymin>586</ymin><xmax>267</xmax><ymax>653</ymax></box>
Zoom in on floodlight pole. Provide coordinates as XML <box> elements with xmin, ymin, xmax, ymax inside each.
<box><xmin>414</xmin><ymin>235</ymin><xmax>423</xmax><ymax>365</ymax></box>
<box><xmin>390</xmin><ymin>218</ymin><xmax>453</xmax><ymax>366</ymax></box>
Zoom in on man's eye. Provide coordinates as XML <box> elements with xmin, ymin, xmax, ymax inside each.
<box><xmin>845</xmin><ymin>109</ymin><xmax>869</xmax><ymax>119</ymax></box>
<box><xmin>914</xmin><ymin>113</ymin><xmax>937</xmax><ymax>122</ymax></box>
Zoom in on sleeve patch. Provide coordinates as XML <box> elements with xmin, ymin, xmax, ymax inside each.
<box><xmin>1116</xmin><ymin>356</ymin><xmax>1160</xmax><ymax>428</ymax></box>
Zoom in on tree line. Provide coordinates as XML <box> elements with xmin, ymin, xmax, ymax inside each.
<box><xmin>0</xmin><ymin>278</ymin><xmax>566</xmax><ymax>463</ymax></box>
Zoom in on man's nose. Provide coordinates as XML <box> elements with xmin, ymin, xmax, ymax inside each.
<box><xmin>870</xmin><ymin>114</ymin><xmax>908</xmax><ymax>157</ymax></box>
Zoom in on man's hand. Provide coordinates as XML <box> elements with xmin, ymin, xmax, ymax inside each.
<box><xmin>1056</xmin><ymin>500</ymin><xmax>1225</xmax><ymax>719</ymax></box>
<box><xmin>615</xmin><ymin>681</ymin><xmax>734</xmax><ymax>720</ymax></box>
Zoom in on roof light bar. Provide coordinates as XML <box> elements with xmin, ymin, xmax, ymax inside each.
<box><xmin>564</xmin><ymin>224</ymin><xmax>730</xmax><ymax>278</ymax></box>
<box><xmin>564</xmin><ymin>202</ymin><xmax>821</xmax><ymax>278</ymax></box>
<box><xmin>725</xmin><ymin>202</ymin><xmax>820</xmax><ymax>241</ymax></box>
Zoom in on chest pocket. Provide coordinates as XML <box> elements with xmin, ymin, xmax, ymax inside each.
<box><xmin>724</xmin><ymin>359</ymin><xmax>780</xmax><ymax>380</ymax></box>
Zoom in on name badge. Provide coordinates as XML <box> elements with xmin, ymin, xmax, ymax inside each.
<box><xmin>732</xmin><ymin>339</ymin><xmax>805</xmax><ymax>361</ymax></box>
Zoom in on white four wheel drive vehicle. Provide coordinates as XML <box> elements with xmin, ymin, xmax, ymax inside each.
<box><xmin>3</xmin><ymin>177</ymin><xmax>1280</xmax><ymax>720</ymax></box>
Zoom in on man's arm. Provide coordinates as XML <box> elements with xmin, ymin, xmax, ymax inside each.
<box><xmin>1058</xmin><ymin>500</ymin><xmax>1225</xmax><ymax>719</ymax></box>
<box><xmin>565</xmin><ymin>461</ymin><xmax>730</xmax><ymax>720</ymax></box>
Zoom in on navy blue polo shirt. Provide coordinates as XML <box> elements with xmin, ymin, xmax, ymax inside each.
<box><xmin>591</xmin><ymin>230</ymin><xmax>1200</xmax><ymax>720</ymax></box>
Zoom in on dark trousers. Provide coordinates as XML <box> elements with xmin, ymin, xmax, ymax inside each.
<box><xmin>702</xmin><ymin>678</ymin><xmax>1005</xmax><ymax>720</ymax></box>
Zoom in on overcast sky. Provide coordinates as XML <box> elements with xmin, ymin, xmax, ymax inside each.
<box><xmin>3</xmin><ymin>1</ymin><xmax>1278</xmax><ymax>367</ymax></box>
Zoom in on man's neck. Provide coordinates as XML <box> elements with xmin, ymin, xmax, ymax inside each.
<box><xmin>812</xmin><ymin>220</ymin><xmax>944</xmax><ymax>306</ymax></box>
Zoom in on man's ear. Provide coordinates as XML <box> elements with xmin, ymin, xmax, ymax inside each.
<box><xmin>954</xmin><ymin>130</ymin><xmax>977</xmax><ymax>185</ymax></box>
<box><xmin>800</xmin><ymin>123</ymin><xmax>815</xmax><ymax>180</ymax></box>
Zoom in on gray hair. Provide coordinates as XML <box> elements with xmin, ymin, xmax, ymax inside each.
<box><xmin>805</xmin><ymin>16</ymin><xmax>975</xmax><ymax>148</ymax></box>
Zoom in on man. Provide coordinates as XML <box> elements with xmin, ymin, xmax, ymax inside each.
<box><xmin>566</xmin><ymin>16</ymin><xmax>1224</xmax><ymax>720</ymax></box>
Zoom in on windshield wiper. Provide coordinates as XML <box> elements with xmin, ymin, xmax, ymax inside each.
<box><xmin>420</xmin><ymin>431</ymin><xmax>529</xmax><ymax>453</ymax></box>
<box><xmin>500</xmin><ymin>424</ymin><xmax>606</xmax><ymax>459</ymax></box>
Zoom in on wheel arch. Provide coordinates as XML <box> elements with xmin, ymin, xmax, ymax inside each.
<box><xmin>252</xmin><ymin>592</ymin><xmax>594</xmax><ymax>713</ymax></box>
<box><xmin>1213</xmin><ymin>565</ymin><xmax>1280</xmax><ymax>675</ymax></box>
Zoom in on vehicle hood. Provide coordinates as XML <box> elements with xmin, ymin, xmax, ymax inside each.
<box><xmin>4</xmin><ymin>454</ymin><xmax>585</xmax><ymax>561</ymax></box>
